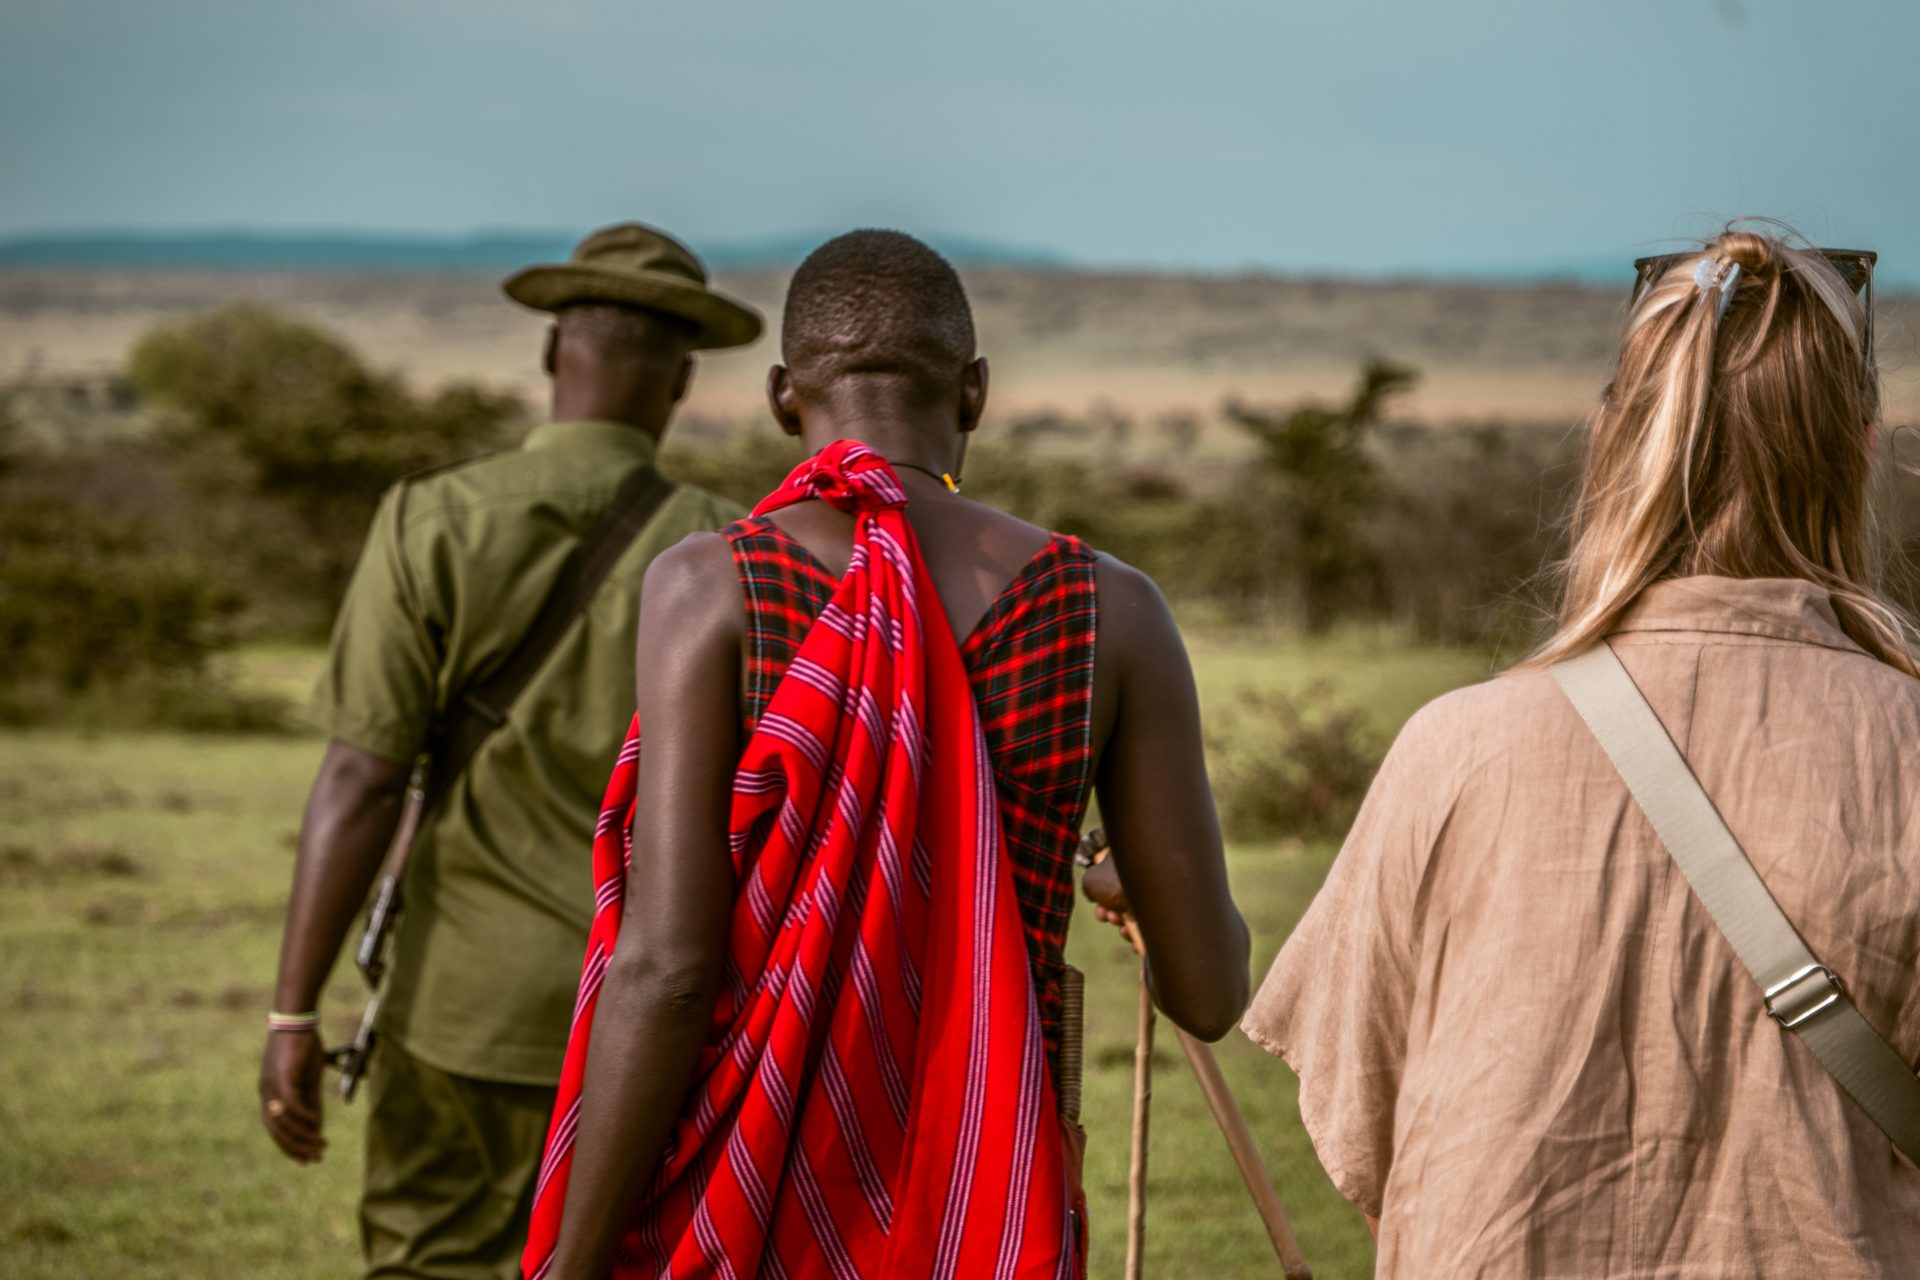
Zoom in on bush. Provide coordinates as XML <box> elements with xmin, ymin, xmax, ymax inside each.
<box><xmin>1208</xmin><ymin>683</ymin><xmax>1382</xmax><ymax>843</ymax></box>
<box><xmin>1369</xmin><ymin>422</ymin><xmax>1580</xmax><ymax>651</ymax></box>
<box><xmin>127</xmin><ymin>303</ymin><xmax>523</xmax><ymax>632</ymax></box>
<box><xmin>0</xmin><ymin>494</ymin><xmax>288</xmax><ymax>730</ymax></box>
<box><xmin>659</xmin><ymin>421</ymin><xmax>802</xmax><ymax>510</ymax></box>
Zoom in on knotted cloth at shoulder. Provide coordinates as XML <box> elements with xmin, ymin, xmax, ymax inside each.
<box><xmin>754</xmin><ymin>439</ymin><xmax>909</xmax><ymax>516</ymax></box>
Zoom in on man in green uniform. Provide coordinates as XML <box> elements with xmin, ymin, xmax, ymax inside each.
<box><xmin>256</xmin><ymin>223</ymin><xmax>761</xmax><ymax>1279</ymax></box>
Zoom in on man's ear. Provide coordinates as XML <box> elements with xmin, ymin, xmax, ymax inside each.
<box><xmin>767</xmin><ymin>365</ymin><xmax>803</xmax><ymax>438</ymax></box>
<box><xmin>958</xmin><ymin>357</ymin><xmax>989</xmax><ymax>434</ymax></box>
<box><xmin>670</xmin><ymin>354</ymin><xmax>695</xmax><ymax>406</ymax></box>
<box><xmin>542</xmin><ymin>324</ymin><xmax>560</xmax><ymax>378</ymax></box>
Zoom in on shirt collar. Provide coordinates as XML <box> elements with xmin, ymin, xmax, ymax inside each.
<box><xmin>521</xmin><ymin>418</ymin><xmax>661</xmax><ymax>464</ymax></box>
<box><xmin>1611</xmin><ymin>575</ymin><xmax>1865</xmax><ymax>654</ymax></box>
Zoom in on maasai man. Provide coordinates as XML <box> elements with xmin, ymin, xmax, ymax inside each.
<box><xmin>259</xmin><ymin>224</ymin><xmax>761</xmax><ymax>1280</ymax></box>
<box><xmin>524</xmin><ymin>230</ymin><xmax>1249</xmax><ymax>1280</ymax></box>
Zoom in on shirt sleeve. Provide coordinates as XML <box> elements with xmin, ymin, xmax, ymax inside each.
<box><xmin>306</xmin><ymin>484</ymin><xmax>441</xmax><ymax>763</ymax></box>
<box><xmin>1240</xmin><ymin>705</ymin><xmax>1449</xmax><ymax>1218</ymax></box>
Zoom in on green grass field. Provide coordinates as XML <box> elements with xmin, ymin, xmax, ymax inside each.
<box><xmin>0</xmin><ymin>631</ymin><xmax>1487</xmax><ymax>1279</ymax></box>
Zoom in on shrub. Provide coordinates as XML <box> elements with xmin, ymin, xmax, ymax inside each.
<box><xmin>1369</xmin><ymin>421</ymin><xmax>1580</xmax><ymax>651</ymax></box>
<box><xmin>127</xmin><ymin>303</ymin><xmax>523</xmax><ymax>631</ymax></box>
<box><xmin>0</xmin><ymin>493</ymin><xmax>287</xmax><ymax>730</ymax></box>
<box><xmin>659</xmin><ymin>421</ymin><xmax>802</xmax><ymax>510</ymax></box>
<box><xmin>1207</xmin><ymin>683</ymin><xmax>1382</xmax><ymax>843</ymax></box>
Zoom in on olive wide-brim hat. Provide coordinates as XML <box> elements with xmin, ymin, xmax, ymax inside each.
<box><xmin>502</xmin><ymin>222</ymin><xmax>763</xmax><ymax>350</ymax></box>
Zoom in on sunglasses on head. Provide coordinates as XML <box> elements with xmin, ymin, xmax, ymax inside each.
<box><xmin>1630</xmin><ymin>247</ymin><xmax>1877</xmax><ymax>367</ymax></box>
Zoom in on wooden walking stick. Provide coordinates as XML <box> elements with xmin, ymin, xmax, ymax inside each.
<box><xmin>1082</xmin><ymin>828</ymin><xmax>1311</xmax><ymax>1280</ymax></box>
<box><xmin>1126</xmin><ymin>948</ymin><xmax>1155</xmax><ymax>1280</ymax></box>
<box><xmin>1119</xmin><ymin>918</ymin><xmax>1312</xmax><ymax>1280</ymax></box>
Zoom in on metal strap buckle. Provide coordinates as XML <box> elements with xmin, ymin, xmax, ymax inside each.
<box><xmin>1764</xmin><ymin>963</ymin><xmax>1845</xmax><ymax>1029</ymax></box>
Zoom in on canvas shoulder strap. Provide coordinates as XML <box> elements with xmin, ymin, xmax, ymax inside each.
<box><xmin>423</xmin><ymin>463</ymin><xmax>676</xmax><ymax>806</ymax></box>
<box><xmin>1552</xmin><ymin>642</ymin><xmax>1920</xmax><ymax>1164</ymax></box>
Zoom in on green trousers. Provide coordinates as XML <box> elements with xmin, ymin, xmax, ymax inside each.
<box><xmin>361</xmin><ymin>1039</ymin><xmax>558</xmax><ymax>1280</ymax></box>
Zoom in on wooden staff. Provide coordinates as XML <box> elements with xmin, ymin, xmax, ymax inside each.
<box><xmin>1121</xmin><ymin>917</ymin><xmax>1312</xmax><ymax>1280</ymax></box>
<box><xmin>1126</xmin><ymin>947</ymin><xmax>1155</xmax><ymax>1280</ymax></box>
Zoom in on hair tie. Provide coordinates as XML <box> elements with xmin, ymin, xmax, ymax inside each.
<box><xmin>1693</xmin><ymin>257</ymin><xmax>1743</xmax><ymax>323</ymax></box>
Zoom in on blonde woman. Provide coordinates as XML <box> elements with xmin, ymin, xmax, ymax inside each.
<box><xmin>1243</xmin><ymin>227</ymin><xmax>1920</xmax><ymax>1278</ymax></box>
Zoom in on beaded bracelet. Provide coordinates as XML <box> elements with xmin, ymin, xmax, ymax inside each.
<box><xmin>267</xmin><ymin>1010</ymin><xmax>320</xmax><ymax>1033</ymax></box>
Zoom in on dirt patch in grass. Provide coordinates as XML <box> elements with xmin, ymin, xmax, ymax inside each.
<box><xmin>7</xmin><ymin>1215</ymin><xmax>75</xmax><ymax>1246</ymax></box>
<box><xmin>169</xmin><ymin>984</ymin><xmax>267</xmax><ymax>1012</ymax></box>
<box><xmin>0</xmin><ymin>840</ymin><xmax>143</xmax><ymax>885</ymax></box>
<box><xmin>81</xmin><ymin>898</ymin><xmax>139</xmax><ymax>926</ymax></box>
<box><xmin>9</xmin><ymin>980</ymin><xmax>77</xmax><ymax>1014</ymax></box>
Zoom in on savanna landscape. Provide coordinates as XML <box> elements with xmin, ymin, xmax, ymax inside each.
<box><xmin>3</xmin><ymin>262</ymin><xmax>1917</xmax><ymax>1279</ymax></box>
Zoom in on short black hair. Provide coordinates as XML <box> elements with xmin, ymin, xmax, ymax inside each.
<box><xmin>781</xmin><ymin>230</ymin><xmax>976</xmax><ymax>400</ymax></box>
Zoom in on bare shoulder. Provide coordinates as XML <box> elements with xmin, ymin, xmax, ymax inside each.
<box><xmin>1091</xmin><ymin>551</ymin><xmax>1163</xmax><ymax>603</ymax></box>
<box><xmin>967</xmin><ymin>497</ymin><xmax>1052</xmax><ymax>546</ymax></box>
<box><xmin>644</xmin><ymin>529</ymin><xmax>734</xmax><ymax>590</ymax></box>
<box><xmin>922</xmin><ymin>493</ymin><xmax>1052</xmax><ymax>564</ymax></box>
<box><xmin>1090</xmin><ymin>552</ymin><xmax>1184</xmax><ymax>669</ymax></box>
<box><xmin>638</xmin><ymin>531</ymin><xmax>744</xmax><ymax>642</ymax></box>
<box><xmin>1092</xmin><ymin>552</ymin><xmax>1175</xmax><ymax>625</ymax></box>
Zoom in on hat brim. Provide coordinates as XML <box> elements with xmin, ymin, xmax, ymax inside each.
<box><xmin>502</xmin><ymin>265</ymin><xmax>763</xmax><ymax>350</ymax></box>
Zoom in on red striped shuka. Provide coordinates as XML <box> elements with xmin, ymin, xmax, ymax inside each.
<box><xmin>523</xmin><ymin>440</ymin><xmax>1099</xmax><ymax>1280</ymax></box>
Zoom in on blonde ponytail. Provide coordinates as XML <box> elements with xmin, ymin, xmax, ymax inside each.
<box><xmin>1529</xmin><ymin>224</ymin><xmax>1918</xmax><ymax>677</ymax></box>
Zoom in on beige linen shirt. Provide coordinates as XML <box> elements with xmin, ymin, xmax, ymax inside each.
<box><xmin>1245</xmin><ymin>576</ymin><xmax>1920</xmax><ymax>1278</ymax></box>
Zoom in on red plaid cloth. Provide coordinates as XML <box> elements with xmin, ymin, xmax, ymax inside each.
<box><xmin>728</xmin><ymin>518</ymin><xmax>1097</xmax><ymax>1077</ymax></box>
<box><xmin>523</xmin><ymin>442</ymin><xmax>1089</xmax><ymax>1279</ymax></box>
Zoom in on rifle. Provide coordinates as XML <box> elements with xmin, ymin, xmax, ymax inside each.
<box><xmin>322</xmin><ymin>463</ymin><xmax>677</xmax><ymax>1101</ymax></box>
<box><xmin>325</xmin><ymin>768</ymin><xmax>427</xmax><ymax>1100</ymax></box>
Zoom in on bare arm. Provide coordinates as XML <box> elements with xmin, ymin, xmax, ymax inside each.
<box><xmin>259</xmin><ymin>739</ymin><xmax>411</xmax><ymax>1162</ymax></box>
<box><xmin>546</xmin><ymin>532</ymin><xmax>744</xmax><ymax>1280</ymax></box>
<box><xmin>1088</xmin><ymin>557</ymin><xmax>1249</xmax><ymax>1040</ymax></box>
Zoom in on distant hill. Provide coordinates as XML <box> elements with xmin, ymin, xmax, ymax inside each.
<box><xmin>0</xmin><ymin>229</ymin><xmax>1073</xmax><ymax>273</ymax></box>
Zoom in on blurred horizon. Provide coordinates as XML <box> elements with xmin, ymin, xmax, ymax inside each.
<box><xmin>2</xmin><ymin>225</ymin><xmax>1910</xmax><ymax>292</ymax></box>
<box><xmin>0</xmin><ymin>224</ymin><xmax>1657</xmax><ymax>286</ymax></box>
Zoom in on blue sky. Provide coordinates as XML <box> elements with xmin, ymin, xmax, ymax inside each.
<box><xmin>2</xmin><ymin>0</ymin><xmax>1913</xmax><ymax>277</ymax></box>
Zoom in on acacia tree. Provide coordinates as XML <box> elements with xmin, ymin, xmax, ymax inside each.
<box><xmin>1222</xmin><ymin>357</ymin><xmax>1418</xmax><ymax>630</ymax></box>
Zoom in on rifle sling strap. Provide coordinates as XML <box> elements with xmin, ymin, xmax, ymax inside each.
<box><xmin>1552</xmin><ymin>642</ymin><xmax>1920</xmax><ymax>1166</ymax></box>
<box><xmin>424</xmin><ymin>463</ymin><xmax>676</xmax><ymax>809</ymax></box>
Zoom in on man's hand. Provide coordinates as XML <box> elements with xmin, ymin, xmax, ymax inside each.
<box><xmin>259</xmin><ymin>1030</ymin><xmax>327</xmax><ymax>1164</ymax></box>
<box><xmin>1080</xmin><ymin>856</ymin><xmax>1131</xmax><ymax>929</ymax></box>
<box><xmin>262</xmin><ymin>739</ymin><xmax>410</xmax><ymax>1169</ymax></box>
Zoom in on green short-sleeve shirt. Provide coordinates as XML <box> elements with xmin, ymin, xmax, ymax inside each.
<box><xmin>308</xmin><ymin>419</ymin><xmax>743</xmax><ymax>1085</ymax></box>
